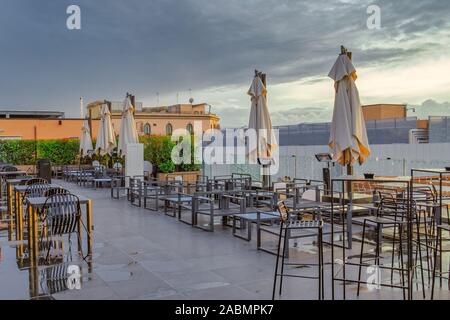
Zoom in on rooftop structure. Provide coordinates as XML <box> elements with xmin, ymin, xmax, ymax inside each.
<box><xmin>0</xmin><ymin>110</ymin><xmax>65</xmax><ymax>119</ymax></box>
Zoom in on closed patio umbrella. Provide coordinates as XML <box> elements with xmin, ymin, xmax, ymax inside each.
<box><xmin>328</xmin><ymin>48</ymin><xmax>370</xmax><ymax>168</ymax></box>
<box><xmin>118</xmin><ymin>95</ymin><xmax>139</xmax><ymax>156</ymax></box>
<box><xmin>247</xmin><ymin>72</ymin><xmax>278</xmax><ymax>164</ymax></box>
<box><xmin>79</xmin><ymin>119</ymin><xmax>93</xmax><ymax>157</ymax></box>
<box><xmin>95</xmin><ymin>103</ymin><xmax>116</xmax><ymax>156</ymax></box>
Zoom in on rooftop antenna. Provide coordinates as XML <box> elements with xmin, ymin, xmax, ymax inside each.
<box><xmin>156</xmin><ymin>92</ymin><xmax>160</xmax><ymax>107</ymax></box>
<box><xmin>176</xmin><ymin>92</ymin><xmax>179</xmax><ymax>104</ymax></box>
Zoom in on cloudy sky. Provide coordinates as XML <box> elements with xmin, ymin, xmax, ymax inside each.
<box><xmin>1</xmin><ymin>0</ymin><xmax>449</xmax><ymax>127</ymax></box>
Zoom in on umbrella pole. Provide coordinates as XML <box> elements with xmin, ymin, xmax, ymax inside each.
<box><xmin>256</xmin><ymin>70</ymin><xmax>270</xmax><ymax>189</ymax></box>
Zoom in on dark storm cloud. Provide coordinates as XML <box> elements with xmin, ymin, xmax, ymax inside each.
<box><xmin>0</xmin><ymin>0</ymin><xmax>448</xmax><ymax>116</ymax></box>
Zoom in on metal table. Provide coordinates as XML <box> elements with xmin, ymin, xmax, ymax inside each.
<box><xmin>232</xmin><ymin>211</ymin><xmax>279</xmax><ymax>246</ymax></box>
<box><xmin>26</xmin><ymin>195</ymin><xmax>93</xmax><ymax>265</ymax></box>
<box><xmin>13</xmin><ymin>184</ymin><xmax>60</xmax><ymax>241</ymax></box>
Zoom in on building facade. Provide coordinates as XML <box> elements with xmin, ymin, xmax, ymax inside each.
<box><xmin>0</xmin><ymin>103</ymin><xmax>220</xmax><ymax>140</ymax></box>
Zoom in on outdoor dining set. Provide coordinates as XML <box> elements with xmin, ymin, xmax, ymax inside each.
<box><xmin>0</xmin><ymin>163</ymin><xmax>93</xmax><ymax>298</ymax></box>
<box><xmin>51</xmin><ymin>161</ymin><xmax>450</xmax><ymax>300</ymax></box>
<box><xmin>1</xmin><ymin>160</ymin><xmax>450</xmax><ymax>300</ymax></box>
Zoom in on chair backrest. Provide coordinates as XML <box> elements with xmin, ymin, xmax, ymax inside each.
<box><xmin>276</xmin><ymin>201</ymin><xmax>289</xmax><ymax>222</ymax></box>
<box><xmin>26</xmin><ymin>178</ymin><xmax>48</xmax><ymax>186</ymax></box>
<box><xmin>42</xmin><ymin>194</ymin><xmax>81</xmax><ymax>236</ymax></box>
<box><xmin>378</xmin><ymin>192</ymin><xmax>409</xmax><ymax>220</ymax></box>
<box><xmin>44</xmin><ymin>187</ymin><xmax>70</xmax><ymax>197</ymax></box>
<box><xmin>1</xmin><ymin>165</ymin><xmax>17</xmax><ymax>172</ymax></box>
<box><xmin>24</xmin><ymin>180</ymin><xmax>49</xmax><ymax>199</ymax></box>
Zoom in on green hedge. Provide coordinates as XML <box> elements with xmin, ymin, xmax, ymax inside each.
<box><xmin>0</xmin><ymin>140</ymin><xmax>37</xmax><ymax>165</ymax></box>
<box><xmin>0</xmin><ymin>139</ymin><xmax>80</xmax><ymax>165</ymax></box>
<box><xmin>0</xmin><ymin>136</ymin><xmax>201</xmax><ymax>173</ymax></box>
<box><xmin>37</xmin><ymin>140</ymin><xmax>80</xmax><ymax>165</ymax></box>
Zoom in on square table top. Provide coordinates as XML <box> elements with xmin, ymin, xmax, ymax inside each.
<box><xmin>92</xmin><ymin>178</ymin><xmax>112</xmax><ymax>182</ymax></box>
<box><xmin>333</xmin><ymin>175</ymin><xmax>412</xmax><ymax>183</ymax></box>
<box><xmin>0</xmin><ymin>171</ymin><xmax>26</xmax><ymax>176</ymax></box>
<box><xmin>14</xmin><ymin>184</ymin><xmax>60</xmax><ymax>193</ymax></box>
<box><xmin>5</xmin><ymin>177</ymin><xmax>32</xmax><ymax>184</ymax></box>
<box><xmin>233</xmin><ymin>211</ymin><xmax>279</xmax><ymax>221</ymax></box>
<box><xmin>411</xmin><ymin>168</ymin><xmax>450</xmax><ymax>174</ymax></box>
<box><xmin>27</xmin><ymin>195</ymin><xmax>90</xmax><ymax>208</ymax></box>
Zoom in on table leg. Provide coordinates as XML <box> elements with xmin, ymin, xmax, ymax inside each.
<box><xmin>256</xmin><ymin>213</ymin><xmax>261</xmax><ymax>248</ymax></box>
<box><xmin>7</xmin><ymin>183</ymin><xmax>13</xmax><ymax>241</ymax></box>
<box><xmin>17</xmin><ymin>192</ymin><xmax>23</xmax><ymax>241</ymax></box>
<box><xmin>347</xmin><ymin>206</ymin><xmax>353</xmax><ymax>249</ymax></box>
<box><xmin>0</xmin><ymin>178</ymin><xmax>4</xmax><ymax>204</ymax></box>
<box><xmin>28</xmin><ymin>204</ymin><xmax>36</xmax><ymax>265</ymax></box>
<box><xmin>86</xmin><ymin>200</ymin><xmax>93</xmax><ymax>256</ymax></box>
<box><xmin>28</xmin><ymin>265</ymin><xmax>39</xmax><ymax>299</ymax></box>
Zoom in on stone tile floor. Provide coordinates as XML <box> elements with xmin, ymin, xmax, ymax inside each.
<box><xmin>0</xmin><ymin>179</ymin><xmax>449</xmax><ymax>300</ymax></box>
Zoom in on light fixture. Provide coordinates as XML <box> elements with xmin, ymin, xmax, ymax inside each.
<box><xmin>315</xmin><ymin>153</ymin><xmax>332</xmax><ymax>162</ymax></box>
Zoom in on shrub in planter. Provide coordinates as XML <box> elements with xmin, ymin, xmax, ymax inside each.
<box><xmin>159</xmin><ymin>161</ymin><xmax>176</xmax><ymax>173</ymax></box>
<box><xmin>141</xmin><ymin>135</ymin><xmax>176</xmax><ymax>174</ymax></box>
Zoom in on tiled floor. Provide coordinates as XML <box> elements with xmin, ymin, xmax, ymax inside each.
<box><xmin>0</xmin><ymin>179</ymin><xmax>449</xmax><ymax>300</ymax></box>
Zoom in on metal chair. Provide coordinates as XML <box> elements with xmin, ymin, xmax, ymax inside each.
<box><xmin>272</xmin><ymin>201</ymin><xmax>324</xmax><ymax>300</ymax></box>
<box><xmin>356</xmin><ymin>193</ymin><xmax>416</xmax><ymax>299</ymax></box>
<box><xmin>26</xmin><ymin>178</ymin><xmax>48</xmax><ymax>186</ymax></box>
<box><xmin>44</xmin><ymin>187</ymin><xmax>70</xmax><ymax>197</ymax></box>
<box><xmin>23</xmin><ymin>180</ymin><xmax>49</xmax><ymax>201</ymax></box>
<box><xmin>39</xmin><ymin>194</ymin><xmax>83</xmax><ymax>260</ymax></box>
<box><xmin>111</xmin><ymin>176</ymin><xmax>131</xmax><ymax>200</ymax></box>
<box><xmin>129</xmin><ymin>178</ymin><xmax>143</xmax><ymax>207</ymax></box>
<box><xmin>431</xmin><ymin>224</ymin><xmax>450</xmax><ymax>299</ymax></box>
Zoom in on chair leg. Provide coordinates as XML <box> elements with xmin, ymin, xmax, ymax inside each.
<box><xmin>279</xmin><ymin>227</ymin><xmax>289</xmax><ymax>295</ymax></box>
<box><xmin>357</xmin><ymin>221</ymin><xmax>367</xmax><ymax>296</ymax></box>
<box><xmin>318</xmin><ymin>227</ymin><xmax>324</xmax><ymax>300</ymax></box>
<box><xmin>415</xmin><ymin>216</ymin><xmax>426</xmax><ymax>299</ymax></box>
<box><xmin>272</xmin><ymin>224</ymin><xmax>283</xmax><ymax>300</ymax></box>
<box><xmin>390</xmin><ymin>225</ymin><xmax>397</xmax><ymax>285</ymax></box>
<box><xmin>431</xmin><ymin>226</ymin><xmax>438</xmax><ymax>300</ymax></box>
<box><xmin>398</xmin><ymin>224</ymin><xmax>406</xmax><ymax>300</ymax></box>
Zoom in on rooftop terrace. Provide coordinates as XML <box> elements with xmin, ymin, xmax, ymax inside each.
<box><xmin>1</xmin><ymin>176</ymin><xmax>450</xmax><ymax>300</ymax></box>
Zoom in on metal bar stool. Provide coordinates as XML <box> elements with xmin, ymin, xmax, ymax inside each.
<box><xmin>431</xmin><ymin>224</ymin><xmax>450</xmax><ymax>299</ymax></box>
<box><xmin>272</xmin><ymin>201</ymin><xmax>324</xmax><ymax>300</ymax></box>
<box><xmin>356</xmin><ymin>193</ymin><xmax>425</xmax><ymax>299</ymax></box>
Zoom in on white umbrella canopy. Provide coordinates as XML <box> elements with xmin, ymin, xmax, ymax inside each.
<box><xmin>247</xmin><ymin>75</ymin><xmax>278</xmax><ymax>164</ymax></box>
<box><xmin>79</xmin><ymin>119</ymin><xmax>93</xmax><ymax>157</ymax></box>
<box><xmin>95</xmin><ymin>104</ymin><xmax>117</xmax><ymax>156</ymax></box>
<box><xmin>328</xmin><ymin>53</ymin><xmax>370</xmax><ymax>166</ymax></box>
<box><xmin>118</xmin><ymin>96</ymin><xmax>139</xmax><ymax>156</ymax></box>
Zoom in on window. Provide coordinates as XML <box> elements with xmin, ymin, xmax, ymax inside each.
<box><xmin>186</xmin><ymin>123</ymin><xmax>193</xmax><ymax>134</ymax></box>
<box><xmin>166</xmin><ymin>123</ymin><xmax>173</xmax><ymax>136</ymax></box>
<box><xmin>143</xmin><ymin>123</ymin><xmax>151</xmax><ymax>135</ymax></box>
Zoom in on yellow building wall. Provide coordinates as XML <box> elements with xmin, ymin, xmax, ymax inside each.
<box><xmin>362</xmin><ymin>104</ymin><xmax>407</xmax><ymax>121</ymax></box>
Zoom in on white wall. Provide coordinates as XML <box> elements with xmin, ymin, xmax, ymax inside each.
<box><xmin>205</xmin><ymin>143</ymin><xmax>450</xmax><ymax>181</ymax></box>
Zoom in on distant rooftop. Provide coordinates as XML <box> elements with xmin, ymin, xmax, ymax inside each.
<box><xmin>0</xmin><ymin>110</ymin><xmax>65</xmax><ymax>119</ymax></box>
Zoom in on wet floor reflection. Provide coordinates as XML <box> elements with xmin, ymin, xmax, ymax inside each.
<box><xmin>0</xmin><ymin>235</ymin><xmax>93</xmax><ymax>300</ymax></box>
